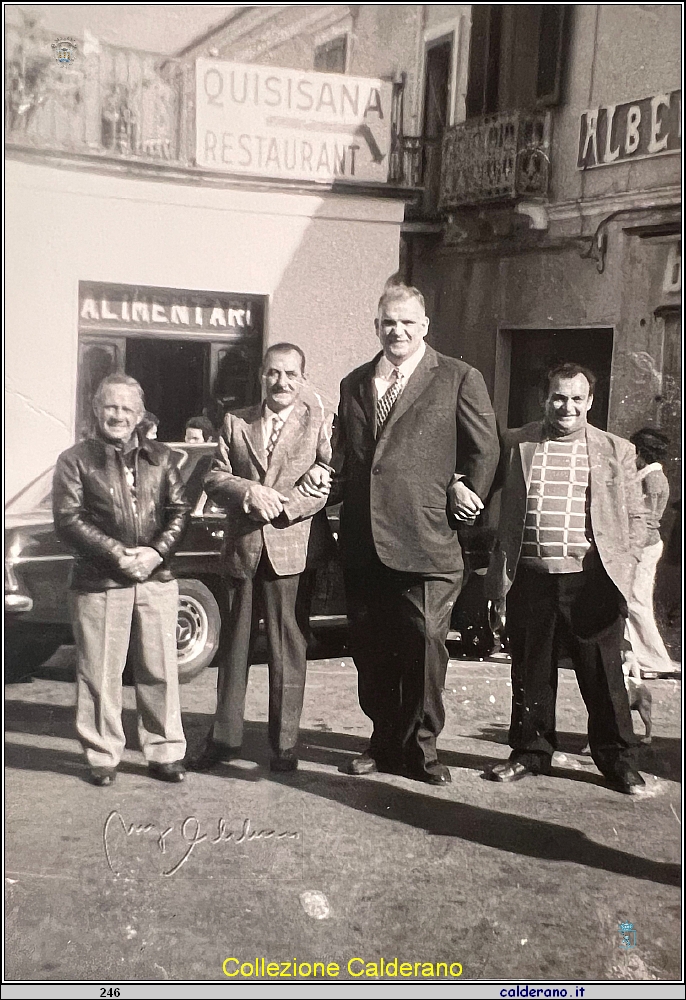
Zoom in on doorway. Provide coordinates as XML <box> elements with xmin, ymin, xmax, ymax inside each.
<box><xmin>126</xmin><ymin>339</ymin><xmax>207</xmax><ymax>441</ymax></box>
<box><xmin>505</xmin><ymin>327</ymin><xmax>614</xmax><ymax>430</ymax></box>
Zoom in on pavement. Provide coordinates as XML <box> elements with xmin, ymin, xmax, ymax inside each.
<box><xmin>4</xmin><ymin>649</ymin><xmax>682</xmax><ymax>984</ymax></box>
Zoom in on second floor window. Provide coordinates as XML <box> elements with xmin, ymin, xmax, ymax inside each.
<box><xmin>466</xmin><ymin>5</ymin><xmax>568</xmax><ymax>117</ymax></box>
<box><xmin>314</xmin><ymin>35</ymin><xmax>347</xmax><ymax>74</ymax></box>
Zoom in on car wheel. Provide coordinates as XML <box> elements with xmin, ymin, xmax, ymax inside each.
<box><xmin>176</xmin><ymin>579</ymin><xmax>221</xmax><ymax>683</ymax></box>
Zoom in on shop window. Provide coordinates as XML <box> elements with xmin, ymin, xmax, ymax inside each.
<box><xmin>76</xmin><ymin>282</ymin><xmax>265</xmax><ymax>443</ymax></box>
<box><xmin>505</xmin><ymin>327</ymin><xmax>614</xmax><ymax>430</ymax></box>
<box><xmin>466</xmin><ymin>5</ymin><xmax>568</xmax><ymax>117</ymax></box>
<box><xmin>314</xmin><ymin>35</ymin><xmax>347</xmax><ymax>74</ymax></box>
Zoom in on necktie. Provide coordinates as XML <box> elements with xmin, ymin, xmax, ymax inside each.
<box><xmin>266</xmin><ymin>414</ymin><xmax>284</xmax><ymax>459</ymax></box>
<box><xmin>376</xmin><ymin>368</ymin><xmax>403</xmax><ymax>434</ymax></box>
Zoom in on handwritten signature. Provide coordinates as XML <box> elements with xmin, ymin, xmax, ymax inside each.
<box><xmin>103</xmin><ymin>812</ymin><xmax>300</xmax><ymax>877</ymax></box>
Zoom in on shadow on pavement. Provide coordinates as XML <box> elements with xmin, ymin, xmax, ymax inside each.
<box><xmin>474</xmin><ymin>725</ymin><xmax>682</xmax><ymax>783</ymax></box>
<box><xmin>6</xmin><ymin>701</ymin><xmax>680</xmax><ymax>889</ymax></box>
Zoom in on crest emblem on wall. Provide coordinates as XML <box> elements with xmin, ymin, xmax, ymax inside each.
<box><xmin>51</xmin><ymin>38</ymin><xmax>78</xmax><ymax>66</ymax></box>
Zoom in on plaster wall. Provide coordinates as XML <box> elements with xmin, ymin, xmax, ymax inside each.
<box><xmin>6</xmin><ymin>157</ymin><xmax>404</xmax><ymax>498</ymax></box>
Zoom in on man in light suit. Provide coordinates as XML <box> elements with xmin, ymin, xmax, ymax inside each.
<box><xmin>191</xmin><ymin>343</ymin><xmax>333</xmax><ymax>773</ymax></box>
<box><xmin>303</xmin><ymin>284</ymin><xmax>499</xmax><ymax>784</ymax></box>
<box><xmin>486</xmin><ymin>362</ymin><xmax>648</xmax><ymax>794</ymax></box>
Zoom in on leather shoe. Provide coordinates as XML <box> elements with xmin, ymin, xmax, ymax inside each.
<box><xmin>488</xmin><ymin>760</ymin><xmax>542</xmax><ymax>782</ymax></box>
<box><xmin>407</xmin><ymin>761</ymin><xmax>452</xmax><ymax>785</ymax></box>
<box><xmin>270</xmin><ymin>749</ymin><xmax>298</xmax><ymax>773</ymax></box>
<box><xmin>605</xmin><ymin>765</ymin><xmax>647</xmax><ymax>795</ymax></box>
<box><xmin>344</xmin><ymin>752</ymin><xmax>379</xmax><ymax>775</ymax></box>
<box><xmin>149</xmin><ymin>760</ymin><xmax>186</xmax><ymax>783</ymax></box>
<box><xmin>187</xmin><ymin>735</ymin><xmax>241</xmax><ymax>772</ymax></box>
<box><xmin>89</xmin><ymin>767</ymin><xmax>116</xmax><ymax>787</ymax></box>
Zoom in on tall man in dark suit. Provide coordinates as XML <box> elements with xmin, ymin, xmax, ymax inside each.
<box><xmin>303</xmin><ymin>285</ymin><xmax>499</xmax><ymax>784</ymax></box>
<box><xmin>485</xmin><ymin>363</ymin><xmax>647</xmax><ymax>794</ymax></box>
<box><xmin>191</xmin><ymin>344</ymin><xmax>334</xmax><ymax>773</ymax></box>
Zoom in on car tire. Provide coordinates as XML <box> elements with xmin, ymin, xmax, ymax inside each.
<box><xmin>176</xmin><ymin>579</ymin><xmax>221</xmax><ymax>683</ymax></box>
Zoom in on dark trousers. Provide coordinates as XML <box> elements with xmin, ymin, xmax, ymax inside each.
<box><xmin>344</xmin><ymin>554</ymin><xmax>462</xmax><ymax>772</ymax></box>
<box><xmin>506</xmin><ymin>557</ymin><xmax>637</xmax><ymax>776</ymax></box>
<box><xmin>213</xmin><ymin>551</ymin><xmax>309</xmax><ymax>753</ymax></box>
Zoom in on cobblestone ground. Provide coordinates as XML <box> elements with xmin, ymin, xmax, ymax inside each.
<box><xmin>5</xmin><ymin>652</ymin><xmax>681</xmax><ymax>983</ymax></box>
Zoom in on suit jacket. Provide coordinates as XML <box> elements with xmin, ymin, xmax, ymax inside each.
<box><xmin>331</xmin><ymin>344</ymin><xmax>499</xmax><ymax>575</ymax></box>
<box><xmin>486</xmin><ymin>421</ymin><xmax>647</xmax><ymax>602</ymax></box>
<box><xmin>204</xmin><ymin>394</ymin><xmax>334</xmax><ymax>579</ymax></box>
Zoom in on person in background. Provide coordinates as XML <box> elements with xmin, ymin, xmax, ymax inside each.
<box><xmin>185</xmin><ymin>416</ymin><xmax>216</xmax><ymax>443</ymax></box>
<box><xmin>139</xmin><ymin>411</ymin><xmax>159</xmax><ymax>440</ymax></box>
<box><xmin>53</xmin><ymin>375</ymin><xmax>189</xmax><ymax>786</ymax></box>
<box><xmin>624</xmin><ymin>427</ymin><xmax>677</xmax><ymax>679</ymax></box>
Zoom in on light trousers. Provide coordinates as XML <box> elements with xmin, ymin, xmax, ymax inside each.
<box><xmin>624</xmin><ymin>539</ymin><xmax>674</xmax><ymax>674</ymax></box>
<box><xmin>70</xmin><ymin>580</ymin><xmax>186</xmax><ymax>768</ymax></box>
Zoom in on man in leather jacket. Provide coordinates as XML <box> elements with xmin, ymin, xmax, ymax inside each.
<box><xmin>53</xmin><ymin>374</ymin><xmax>190</xmax><ymax>786</ymax></box>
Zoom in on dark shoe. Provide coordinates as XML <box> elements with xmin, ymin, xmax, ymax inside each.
<box><xmin>605</xmin><ymin>765</ymin><xmax>647</xmax><ymax>796</ymax></box>
<box><xmin>488</xmin><ymin>760</ymin><xmax>542</xmax><ymax>782</ymax></box>
<box><xmin>149</xmin><ymin>760</ymin><xmax>186</xmax><ymax>783</ymax></box>
<box><xmin>187</xmin><ymin>735</ymin><xmax>241</xmax><ymax>772</ymax></box>
<box><xmin>407</xmin><ymin>761</ymin><xmax>452</xmax><ymax>785</ymax></box>
<box><xmin>89</xmin><ymin>767</ymin><xmax>116</xmax><ymax>787</ymax></box>
<box><xmin>344</xmin><ymin>752</ymin><xmax>379</xmax><ymax>776</ymax></box>
<box><xmin>270</xmin><ymin>749</ymin><xmax>298</xmax><ymax>773</ymax></box>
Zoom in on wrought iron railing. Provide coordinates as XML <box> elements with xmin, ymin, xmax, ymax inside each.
<box><xmin>439</xmin><ymin>110</ymin><xmax>552</xmax><ymax>210</ymax></box>
<box><xmin>5</xmin><ymin>16</ymin><xmax>194</xmax><ymax>166</ymax></box>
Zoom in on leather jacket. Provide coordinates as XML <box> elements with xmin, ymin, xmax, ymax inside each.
<box><xmin>53</xmin><ymin>434</ymin><xmax>190</xmax><ymax>591</ymax></box>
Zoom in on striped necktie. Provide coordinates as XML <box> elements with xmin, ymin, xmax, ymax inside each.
<box><xmin>266</xmin><ymin>414</ymin><xmax>284</xmax><ymax>459</ymax></box>
<box><xmin>376</xmin><ymin>368</ymin><xmax>404</xmax><ymax>435</ymax></box>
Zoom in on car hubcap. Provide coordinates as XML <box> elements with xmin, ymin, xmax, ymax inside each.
<box><xmin>176</xmin><ymin>595</ymin><xmax>209</xmax><ymax>664</ymax></box>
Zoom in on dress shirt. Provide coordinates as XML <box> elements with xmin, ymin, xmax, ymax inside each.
<box><xmin>262</xmin><ymin>403</ymin><xmax>294</xmax><ymax>449</ymax></box>
<box><xmin>373</xmin><ymin>340</ymin><xmax>426</xmax><ymax>401</ymax></box>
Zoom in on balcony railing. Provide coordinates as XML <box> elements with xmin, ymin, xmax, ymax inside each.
<box><xmin>439</xmin><ymin>110</ymin><xmax>552</xmax><ymax>210</ymax></box>
<box><xmin>5</xmin><ymin>18</ymin><xmax>194</xmax><ymax>166</ymax></box>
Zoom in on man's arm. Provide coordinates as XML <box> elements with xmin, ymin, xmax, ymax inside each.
<box><xmin>276</xmin><ymin>411</ymin><xmax>335</xmax><ymax>524</ymax></box>
<box><xmin>204</xmin><ymin>415</ymin><xmax>288</xmax><ymax>522</ymax></box>
<box><xmin>53</xmin><ymin>451</ymin><xmax>128</xmax><ymax>568</ymax></box>
<box><xmin>149</xmin><ymin>453</ymin><xmax>191</xmax><ymax>558</ymax></box>
<box><xmin>454</xmin><ymin>367</ymin><xmax>500</xmax><ymax>499</ymax></box>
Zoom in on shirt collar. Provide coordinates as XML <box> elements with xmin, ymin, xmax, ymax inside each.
<box><xmin>263</xmin><ymin>402</ymin><xmax>294</xmax><ymax>425</ymax></box>
<box><xmin>542</xmin><ymin>421</ymin><xmax>588</xmax><ymax>443</ymax></box>
<box><xmin>376</xmin><ymin>340</ymin><xmax>426</xmax><ymax>381</ymax></box>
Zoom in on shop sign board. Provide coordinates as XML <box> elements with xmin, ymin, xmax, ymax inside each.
<box><xmin>195</xmin><ymin>58</ymin><xmax>392</xmax><ymax>183</ymax></box>
<box><xmin>79</xmin><ymin>282</ymin><xmax>264</xmax><ymax>336</ymax></box>
<box><xmin>577</xmin><ymin>89</ymin><xmax>681</xmax><ymax>169</ymax></box>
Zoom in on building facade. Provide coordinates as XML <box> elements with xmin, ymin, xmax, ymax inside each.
<box><xmin>5</xmin><ymin>7</ymin><xmax>413</xmax><ymax>498</ymax></box>
<box><xmin>6</xmin><ymin>4</ymin><xmax>681</xmax><ymax>570</ymax></box>
<box><xmin>178</xmin><ymin>3</ymin><xmax>682</xmax><ymax>621</ymax></box>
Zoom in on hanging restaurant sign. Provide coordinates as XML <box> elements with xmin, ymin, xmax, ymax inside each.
<box><xmin>577</xmin><ymin>89</ymin><xmax>681</xmax><ymax>169</ymax></box>
<box><xmin>195</xmin><ymin>58</ymin><xmax>392</xmax><ymax>183</ymax></box>
<box><xmin>78</xmin><ymin>282</ymin><xmax>264</xmax><ymax>335</ymax></box>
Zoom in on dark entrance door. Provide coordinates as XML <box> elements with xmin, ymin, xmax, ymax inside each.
<box><xmin>125</xmin><ymin>338</ymin><xmax>207</xmax><ymax>441</ymax></box>
<box><xmin>506</xmin><ymin>327</ymin><xmax>614</xmax><ymax>430</ymax></box>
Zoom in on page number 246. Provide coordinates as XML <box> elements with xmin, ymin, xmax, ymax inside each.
<box><xmin>101</xmin><ymin>990</ymin><xmax>120</xmax><ymax>998</ymax></box>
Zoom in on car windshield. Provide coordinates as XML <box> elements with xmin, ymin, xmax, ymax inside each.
<box><xmin>4</xmin><ymin>444</ymin><xmax>218</xmax><ymax>518</ymax></box>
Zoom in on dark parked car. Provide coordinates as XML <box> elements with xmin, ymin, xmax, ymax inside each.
<box><xmin>5</xmin><ymin>444</ymin><xmax>498</xmax><ymax>682</ymax></box>
<box><xmin>5</xmin><ymin>443</ymin><xmax>346</xmax><ymax>683</ymax></box>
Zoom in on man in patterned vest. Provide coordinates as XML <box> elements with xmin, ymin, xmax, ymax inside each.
<box><xmin>486</xmin><ymin>362</ymin><xmax>648</xmax><ymax>794</ymax></box>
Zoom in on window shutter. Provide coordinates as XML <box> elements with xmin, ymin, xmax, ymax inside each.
<box><xmin>536</xmin><ymin>5</ymin><xmax>568</xmax><ymax>107</ymax></box>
